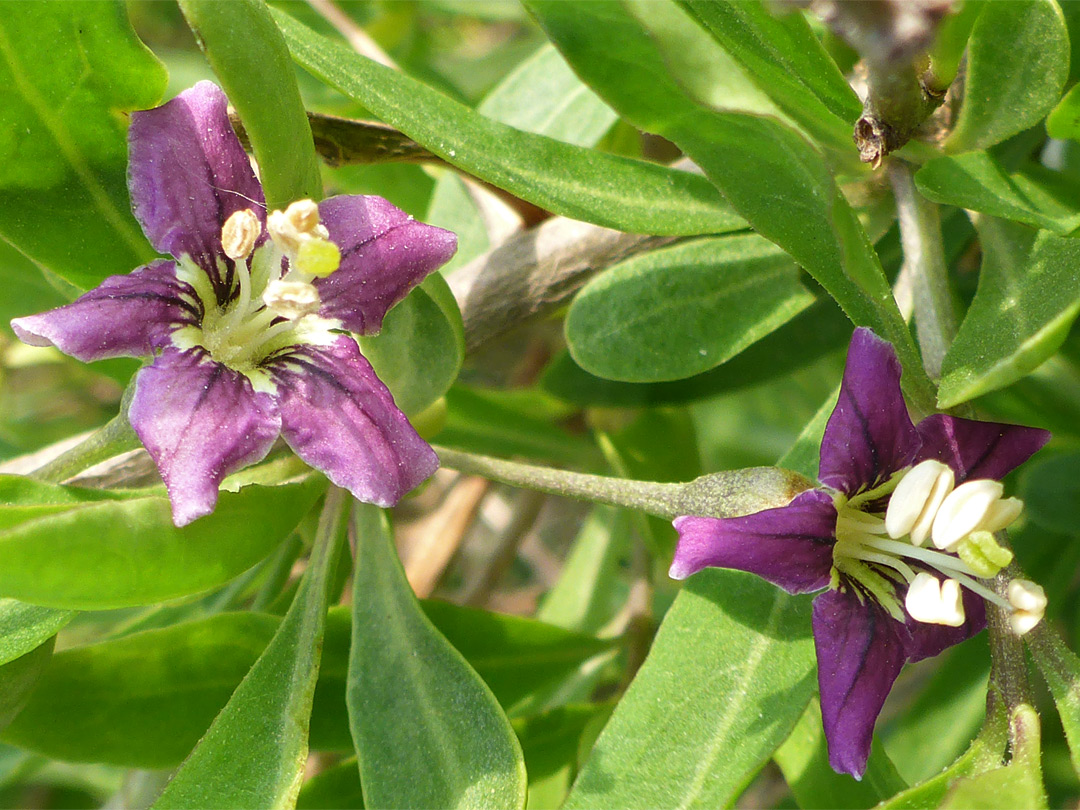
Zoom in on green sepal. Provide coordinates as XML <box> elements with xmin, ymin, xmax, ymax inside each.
<box><xmin>957</xmin><ymin>530</ymin><xmax>1014</xmax><ymax>578</ymax></box>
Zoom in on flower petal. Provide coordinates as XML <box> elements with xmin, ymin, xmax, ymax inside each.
<box><xmin>915</xmin><ymin>414</ymin><xmax>1051</xmax><ymax>483</ymax></box>
<box><xmin>813</xmin><ymin>586</ymin><xmax>907</xmax><ymax>779</ymax></box>
<box><xmin>11</xmin><ymin>260</ymin><xmax>197</xmax><ymax>362</ymax></box>
<box><xmin>129</xmin><ymin>348</ymin><xmax>281</xmax><ymax>527</ymax></box>
<box><xmin>314</xmin><ymin>195</ymin><xmax>457</xmax><ymax>335</ymax></box>
<box><xmin>819</xmin><ymin>328</ymin><xmax>920</xmax><ymax>495</ymax></box>
<box><xmin>270</xmin><ymin>335</ymin><xmax>438</xmax><ymax>506</ymax></box>
<box><xmin>670</xmin><ymin>489</ymin><xmax>836</xmax><ymax>593</ymax></box>
<box><xmin>903</xmin><ymin>585</ymin><xmax>986</xmax><ymax>662</ymax></box>
<box><xmin>128</xmin><ymin>81</ymin><xmax>265</xmax><ymax>296</ymax></box>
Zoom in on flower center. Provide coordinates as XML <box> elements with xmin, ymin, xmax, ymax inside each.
<box><xmin>171</xmin><ymin>203</ymin><xmax>342</xmax><ymax>385</ymax></box>
<box><xmin>831</xmin><ymin>459</ymin><xmax>1044</xmax><ymax>633</ymax></box>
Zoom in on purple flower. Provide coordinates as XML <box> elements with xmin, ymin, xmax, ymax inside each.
<box><xmin>670</xmin><ymin>328</ymin><xmax>1050</xmax><ymax>778</ymax></box>
<box><xmin>12</xmin><ymin>82</ymin><xmax>457</xmax><ymax>526</ymax></box>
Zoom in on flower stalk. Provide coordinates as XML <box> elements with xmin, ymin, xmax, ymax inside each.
<box><xmin>888</xmin><ymin>160</ymin><xmax>958</xmax><ymax>380</ymax></box>
<box><xmin>432</xmin><ymin>445</ymin><xmax>812</xmax><ymax>521</ymax></box>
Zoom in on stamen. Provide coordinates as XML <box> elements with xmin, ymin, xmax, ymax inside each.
<box><xmin>221</xmin><ymin>209</ymin><xmax>261</xmax><ymax>260</ymax></box>
<box><xmin>267</xmin><ymin>199</ymin><xmax>323</xmax><ymax>258</ymax></box>
<box><xmin>905</xmin><ymin>573</ymin><xmax>965</xmax><ymax>626</ymax></box>
<box><xmin>931</xmin><ymin>479</ymin><xmax>1005</xmax><ymax>551</ymax></box>
<box><xmin>885</xmin><ymin>459</ymin><xmax>955</xmax><ymax>546</ymax></box>
<box><xmin>833</xmin><ymin>541</ymin><xmax>917</xmax><ymax>583</ymax></box>
<box><xmin>856</xmin><ymin>535</ymin><xmax>979</xmax><ymax>578</ymax></box>
<box><xmin>263</xmin><ymin>279</ymin><xmax>321</xmax><ymax>320</ymax></box>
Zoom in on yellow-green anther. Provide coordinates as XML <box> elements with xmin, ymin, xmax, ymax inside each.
<box><xmin>956</xmin><ymin>530</ymin><xmax>1014</xmax><ymax>578</ymax></box>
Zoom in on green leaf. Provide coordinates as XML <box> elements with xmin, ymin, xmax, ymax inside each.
<box><xmin>542</xmin><ymin>296</ymin><xmax>850</xmax><ymax>407</ymax></box>
<box><xmin>774</xmin><ymin>697</ymin><xmax>906</xmax><ymax>809</ymax></box>
<box><xmin>153</xmin><ymin>490</ymin><xmax>347</xmax><ymax>809</ymax></box>
<box><xmin>1021</xmin><ymin>452</ymin><xmax>1080</xmax><ymax>535</ymax></box>
<box><xmin>916</xmin><ymin>152</ymin><xmax>1080</xmax><ymax>234</ymax></box>
<box><xmin>515</xmin><ymin>704</ymin><xmax>607</xmax><ymax>810</ymax></box>
<box><xmin>536</xmin><ymin>506</ymin><xmax>631</xmax><ymax>635</ymax></box>
<box><xmin>1029</xmin><ymin>628</ymin><xmax>1080</xmax><ymax>778</ymax></box>
<box><xmin>1047</xmin><ymin>83</ymin><xmax>1080</xmax><ymax>141</ymax></box>
<box><xmin>945</xmin><ymin>0</ymin><xmax>1069</xmax><ymax>153</ymax></box>
<box><xmin>565</xmin><ymin>236</ymin><xmax>813</xmax><ymax>382</ymax></box>
<box><xmin>419</xmin><ymin>600</ymin><xmax>613</xmax><ymax>714</ymax></box>
<box><xmin>938</xmin><ymin>217</ymin><xmax>1080</xmax><ymax>408</ymax></box>
<box><xmin>359</xmin><ymin>272</ymin><xmax>463</xmax><ymax>417</ymax></box>
<box><xmin>675</xmin><ymin>0</ymin><xmax>861</xmax><ymax>166</ymax></box>
<box><xmin>179</xmin><ymin>0</ymin><xmax>322</xmax><ymax>209</ymax></box>
<box><xmin>0</xmin><ymin>1</ymin><xmax>165</xmax><ymax>291</ymax></box>
<box><xmin>0</xmin><ymin>600</ymin><xmax>73</xmax><ymax>667</ymax></box>
<box><xmin>0</xmin><ymin>638</ymin><xmax>54</xmax><ymax>732</ymax></box>
<box><xmin>563</xmin><ymin>570</ymin><xmax>815</xmax><ymax>809</ymax></box>
<box><xmin>1</xmin><ymin>613</ymin><xmax>279</xmax><ymax>768</ymax></box>
<box><xmin>270</xmin><ymin>7</ymin><xmax>744</xmax><ymax>238</ymax></box>
<box><xmin>296</xmin><ymin>758</ymin><xmax>364</xmax><ymax>810</ymax></box>
<box><xmin>477</xmin><ymin>43</ymin><xmax>618</xmax><ymax>147</ymax></box>
<box><xmin>525</xmin><ymin>0</ymin><xmax>934</xmax><ymax>412</ymax></box>
<box><xmin>940</xmin><ymin>706</ymin><xmax>1046</xmax><ymax>809</ymax></box>
<box><xmin>0</xmin><ymin>479</ymin><xmax>323</xmax><ymax>609</ymax></box>
<box><xmin>348</xmin><ymin>505</ymin><xmax>526</xmax><ymax>809</ymax></box>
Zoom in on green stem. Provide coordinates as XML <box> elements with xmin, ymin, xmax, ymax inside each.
<box><xmin>433</xmin><ymin>445</ymin><xmax>813</xmax><ymax>520</ymax></box>
<box><xmin>987</xmin><ymin>554</ymin><xmax>1035</xmax><ymax>713</ymax></box>
<box><xmin>31</xmin><ymin>404</ymin><xmax>141</xmax><ymax>485</ymax></box>
<box><xmin>888</xmin><ymin>159</ymin><xmax>958</xmax><ymax>381</ymax></box>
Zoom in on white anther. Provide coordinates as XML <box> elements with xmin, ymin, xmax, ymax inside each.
<box><xmin>905</xmin><ymin>572</ymin><xmax>966</xmax><ymax>627</ymax></box>
<box><xmin>1009</xmin><ymin>611</ymin><xmax>1043</xmax><ymax>635</ymax></box>
<box><xmin>1008</xmin><ymin>579</ymin><xmax>1047</xmax><ymax>614</ymax></box>
<box><xmin>931</xmin><ymin>479</ymin><xmax>1004</xmax><ymax>551</ymax></box>
<box><xmin>979</xmin><ymin>497</ymin><xmax>1024</xmax><ymax>534</ymax></box>
<box><xmin>267</xmin><ymin>199</ymin><xmax>323</xmax><ymax>257</ymax></box>
<box><xmin>221</xmin><ymin>209</ymin><xmax>261</xmax><ymax>260</ymax></box>
<box><xmin>886</xmin><ymin>459</ymin><xmax>954</xmax><ymax>544</ymax></box>
<box><xmin>262</xmin><ymin>279</ymin><xmax>321</xmax><ymax>320</ymax></box>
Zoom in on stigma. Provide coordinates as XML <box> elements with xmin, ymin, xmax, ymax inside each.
<box><xmin>833</xmin><ymin>459</ymin><xmax>1045</xmax><ymax>635</ymax></box>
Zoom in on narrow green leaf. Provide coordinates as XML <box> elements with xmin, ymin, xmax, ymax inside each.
<box><xmin>1047</xmin><ymin>83</ymin><xmax>1080</xmax><ymax>141</ymax></box>
<box><xmin>0</xmin><ymin>479</ymin><xmax>323</xmax><ymax>609</ymax></box>
<box><xmin>945</xmin><ymin>0</ymin><xmax>1069</xmax><ymax>153</ymax></box>
<box><xmin>563</xmin><ymin>570</ymin><xmax>815</xmax><ymax>809</ymax></box>
<box><xmin>1029</xmin><ymin>627</ymin><xmax>1080</xmax><ymax>778</ymax></box>
<box><xmin>0</xmin><ymin>600</ymin><xmax>73</xmax><ymax>667</ymax></box>
<box><xmin>179</xmin><ymin>0</ymin><xmax>322</xmax><ymax>209</ymax></box>
<box><xmin>938</xmin><ymin>217</ymin><xmax>1080</xmax><ymax>408</ymax></box>
<box><xmin>0</xmin><ymin>638</ymin><xmax>54</xmax><ymax>732</ymax></box>
<box><xmin>296</xmin><ymin>758</ymin><xmax>364</xmax><ymax>810</ymax></box>
<box><xmin>359</xmin><ymin>272</ymin><xmax>464</xmax><ymax>417</ymax></box>
<box><xmin>542</xmin><ymin>296</ymin><xmax>850</xmax><ymax>407</ymax></box>
<box><xmin>916</xmin><ymin>152</ymin><xmax>1080</xmax><ymax>234</ymax></box>
<box><xmin>515</xmin><ymin>704</ymin><xmax>606</xmax><ymax>810</ymax></box>
<box><xmin>774</xmin><ymin>698</ymin><xmax>906</xmax><ymax>809</ymax></box>
<box><xmin>536</xmin><ymin>506</ymin><xmax>631</xmax><ymax>635</ymax></box>
<box><xmin>525</xmin><ymin>0</ymin><xmax>934</xmax><ymax>412</ymax></box>
<box><xmin>878</xmin><ymin>702</ymin><xmax>1009</xmax><ymax>810</ymax></box>
<box><xmin>1</xmin><ymin>613</ymin><xmax>279</xmax><ymax>768</ymax></box>
<box><xmin>676</xmin><ymin>0</ymin><xmax>861</xmax><ymax>166</ymax></box>
<box><xmin>566</xmin><ymin>236</ymin><xmax>813</xmax><ymax>382</ymax></box>
<box><xmin>477</xmin><ymin>43</ymin><xmax>619</xmax><ymax>147</ymax></box>
<box><xmin>270</xmin><ymin>7</ymin><xmax>744</xmax><ymax>238</ymax></box>
<box><xmin>153</xmin><ymin>489</ymin><xmax>348</xmax><ymax>809</ymax></box>
<box><xmin>0</xmin><ymin>1</ymin><xmax>165</xmax><ymax>291</ymax></box>
<box><xmin>940</xmin><ymin>706</ymin><xmax>1047</xmax><ymax>809</ymax></box>
<box><xmin>348</xmin><ymin>504</ymin><xmax>526</xmax><ymax>809</ymax></box>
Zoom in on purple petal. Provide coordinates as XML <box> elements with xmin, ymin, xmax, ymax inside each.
<box><xmin>813</xmin><ymin>586</ymin><xmax>907</xmax><ymax>779</ymax></box>
<box><xmin>128</xmin><ymin>81</ymin><xmax>264</xmax><ymax>297</ymax></box>
<box><xmin>129</xmin><ymin>348</ymin><xmax>281</xmax><ymax>527</ymax></box>
<box><xmin>314</xmin><ymin>196</ymin><xmax>457</xmax><ymax>335</ymax></box>
<box><xmin>11</xmin><ymin>260</ymin><xmax>196</xmax><ymax>362</ymax></box>
<box><xmin>819</xmin><ymin>328</ymin><xmax>920</xmax><ymax>495</ymax></box>
<box><xmin>269</xmin><ymin>335</ymin><xmax>438</xmax><ymax>506</ymax></box>
<box><xmin>904</xmin><ymin>585</ymin><xmax>986</xmax><ymax>662</ymax></box>
<box><xmin>915</xmin><ymin>414</ymin><xmax>1051</xmax><ymax>483</ymax></box>
<box><xmin>669</xmin><ymin>489</ymin><xmax>836</xmax><ymax>593</ymax></box>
